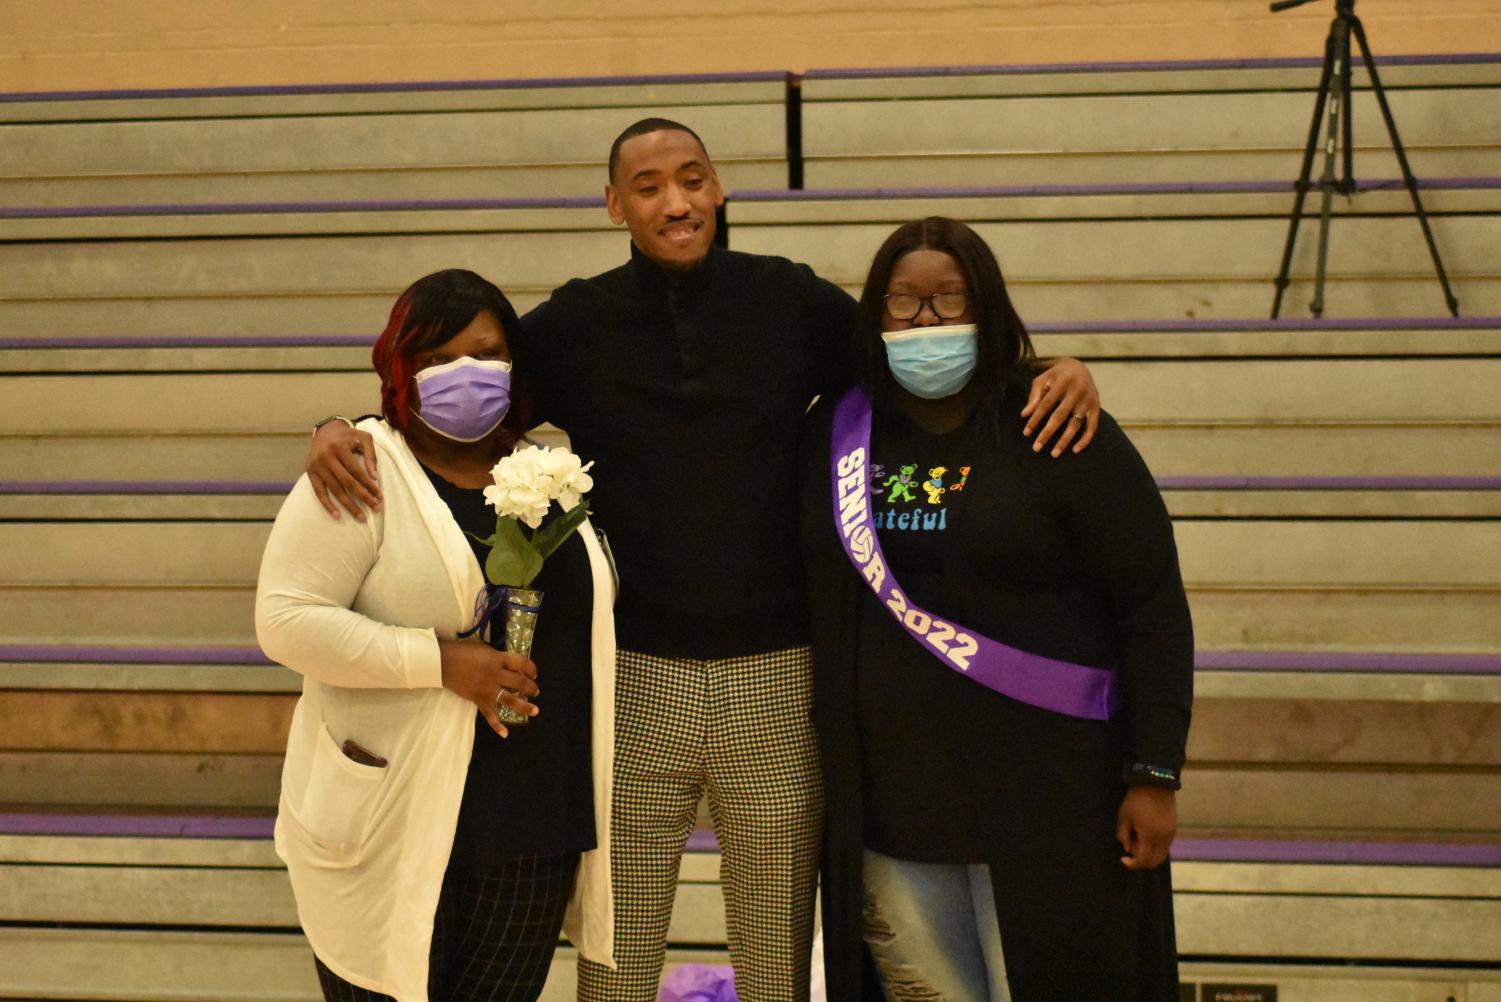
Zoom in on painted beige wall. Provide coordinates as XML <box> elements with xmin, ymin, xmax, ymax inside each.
<box><xmin>2</xmin><ymin>0</ymin><xmax>1500</xmax><ymax>94</ymax></box>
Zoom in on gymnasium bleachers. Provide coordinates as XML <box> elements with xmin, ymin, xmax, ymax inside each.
<box><xmin>797</xmin><ymin>55</ymin><xmax>1501</xmax><ymax>187</ymax></box>
<box><xmin>0</xmin><ymin>72</ymin><xmax>792</xmax><ymax>206</ymax></box>
<box><xmin>2</xmin><ymin>55</ymin><xmax>1500</xmax><ymax>1001</ymax></box>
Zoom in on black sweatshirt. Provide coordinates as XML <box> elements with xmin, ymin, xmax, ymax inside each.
<box><xmin>516</xmin><ymin>243</ymin><xmax>858</xmax><ymax>658</ymax></box>
<box><xmin>850</xmin><ymin>395</ymin><xmax>1195</xmax><ymax>861</ymax></box>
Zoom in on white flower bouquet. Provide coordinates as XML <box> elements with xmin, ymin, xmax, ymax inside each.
<box><xmin>475</xmin><ymin>445</ymin><xmax>595</xmax><ymax>587</ymax></box>
<box><xmin>466</xmin><ymin>446</ymin><xmax>595</xmax><ymax>725</ymax></box>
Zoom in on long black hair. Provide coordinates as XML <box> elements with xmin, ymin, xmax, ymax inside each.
<box><xmin>854</xmin><ymin>216</ymin><xmax>1036</xmax><ymax>410</ymax></box>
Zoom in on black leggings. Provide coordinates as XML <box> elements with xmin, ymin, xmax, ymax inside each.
<box><xmin>313</xmin><ymin>853</ymin><xmax>580</xmax><ymax>1002</ymax></box>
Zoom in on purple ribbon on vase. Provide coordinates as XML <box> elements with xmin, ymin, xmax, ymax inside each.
<box><xmin>458</xmin><ymin>584</ymin><xmax>540</xmax><ymax>645</ymax></box>
<box><xmin>830</xmin><ymin>387</ymin><xmax>1119</xmax><ymax>721</ymax></box>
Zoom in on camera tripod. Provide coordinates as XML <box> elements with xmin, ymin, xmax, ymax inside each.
<box><xmin>1269</xmin><ymin>0</ymin><xmax>1459</xmax><ymax>318</ymax></box>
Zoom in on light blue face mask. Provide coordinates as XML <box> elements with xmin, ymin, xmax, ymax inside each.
<box><xmin>881</xmin><ymin>323</ymin><xmax>979</xmax><ymax>400</ymax></box>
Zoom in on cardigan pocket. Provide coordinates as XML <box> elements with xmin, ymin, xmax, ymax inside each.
<box><xmin>286</xmin><ymin>720</ymin><xmax>388</xmax><ymax>867</ymax></box>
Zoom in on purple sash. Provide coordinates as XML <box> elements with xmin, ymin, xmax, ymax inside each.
<box><xmin>830</xmin><ymin>388</ymin><xmax>1118</xmax><ymax>720</ymax></box>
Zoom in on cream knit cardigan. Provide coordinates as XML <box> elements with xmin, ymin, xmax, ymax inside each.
<box><xmin>256</xmin><ymin>420</ymin><xmax>616</xmax><ymax>1001</ymax></box>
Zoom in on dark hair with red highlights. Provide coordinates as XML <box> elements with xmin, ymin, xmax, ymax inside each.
<box><xmin>371</xmin><ymin>269</ymin><xmax>531</xmax><ymax>440</ymax></box>
<box><xmin>855</xmin><ymin>217</ymin><xmax>1036</xmax><ymax>410</ymax></box>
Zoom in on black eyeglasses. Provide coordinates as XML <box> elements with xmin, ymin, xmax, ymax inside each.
<box><xmin>883</xmin><ymin>292</ymin><xmax>969</xmax><ymax>321</ymax></box>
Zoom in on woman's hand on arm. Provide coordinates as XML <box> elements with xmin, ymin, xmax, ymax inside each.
<box><xmin>307</xmin><ymin>420</ymin><xmax>382</xmax><ymax>521</ymax></box>
<box><xmin>1021</xmin><ymin>357</ymin><xmax>1101</xmax><ymax>457</ymax></box>
<box><xmin>1116</xmin><ymin>785</ymin><xmax>1177</xmax><ymax>870</ymax></box>
<box><xmin>439</xmin><ymin>640</ymin><xmax>540</xmax><ymax>739</ymax></box>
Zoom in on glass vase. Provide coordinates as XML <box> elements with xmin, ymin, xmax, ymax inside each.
<box><xmin>493</xmin><ymin>586</ymin><xmax>543</xmax><ymax>726</ymax></box>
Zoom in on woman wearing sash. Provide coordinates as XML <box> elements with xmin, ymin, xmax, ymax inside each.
<box><xmin>800</xmin><ymin>217</ymin><xmax>1193</xmax><ymax>1001</ymax></box>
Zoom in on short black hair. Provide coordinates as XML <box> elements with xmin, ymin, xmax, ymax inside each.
<box><xmin>855</xmin><ymin>217</ymin><xmax>1036</xmax><ymax>410</ymax></box>
<box><xmin>608</xmin><ymin>118</ymin><xmax>711</xmax><ymax>183</ymax></box>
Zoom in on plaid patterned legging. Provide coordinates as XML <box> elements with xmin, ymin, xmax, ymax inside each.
<box><xmin>576</xmin><ymin>645</ymin><xmax>824</xmax><ymax>1002</ymax></box>
<box><xmin>313</xmin><ymin>853</ymin><xmax>579</xmax><ymax>1002</ymax></box>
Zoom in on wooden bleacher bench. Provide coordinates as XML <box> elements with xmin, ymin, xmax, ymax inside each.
<box><xmin>797</xmin><ymin>54</ymin><xmax>1501</xmax><ymax>188</ymax></box>
<box><xmin>6</xmin><ymin>625</ymin><xmax>1500</xmax><ymax>822</ymax></box>
<box><xmin>725</xmin><ymin>185</ymin><xmax>1501</xmax><ymax>320</ymax></box>
<box><xmin>0</xmin><ymin>812</ymin><xmax>729</xmax><ymax>1001</ymax></box>
<box><xmin>0</xmin><ymin>72</ymin><xmax>791</xmax><ymax>207</ymax></box>
<box><xmin>2</xmin><ymin>770</ymin><xmax>1498</xmax><ymax>998</ymax></box>
<box><xmin>5</xmin><ymin>469</ymin><xmax>1498</xmax><ymax>651</ymax></box>
<box><xmin>0</xmin><ymin>200</ymin><xmax>627</xmax><ymax>340</ymax></box>
<box><xmin>3</xmin><ymin>184</ymin><xmax>1497</xmax><ymax>335</ymax></box>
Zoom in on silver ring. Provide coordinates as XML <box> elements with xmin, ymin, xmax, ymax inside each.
<box><xmin>1070</xmin><ymin>413</ymin><xmax>1085</xmax><ymax>422</ymax></box>
<box><xmin>495</xmin><ymin>688</ymin><xmax>529</xmax><ymax>724</ymax></box>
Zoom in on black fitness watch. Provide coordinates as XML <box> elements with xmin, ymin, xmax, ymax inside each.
<box><xmin>1123</xmin><ymin>761</ymin><xmax>1182</xmax><ymax>791</ymax></box>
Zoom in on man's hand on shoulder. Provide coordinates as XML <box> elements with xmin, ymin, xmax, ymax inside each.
<box><xmin>1021</xmin><ymin>357</ymin><xmax>1101</xmax><ymax>457</ymax></box>
<box><xmin>307</xmin><ymin>418</ymin><xmax>381</xmax><ymax>522</ymax></box>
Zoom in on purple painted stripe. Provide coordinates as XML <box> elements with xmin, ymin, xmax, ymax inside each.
<box><xmin>9</xmin><ymin>177</ymin><xmax>1498</xmax><ymax>222</ymax></box>
<box><xmin>1196</xmin><ymin>651</ymin><xmax>1501</xmax><ymax>674</ymax></box>
<box><xmin>0</xmin><ymin>812</ymin><xmax>275</xmax><ymax>838</ymax></box>
<box><xmin>0</xmin><ymin>195</ymin><xmax>602</xmax><ymax>220</ymax></box>
<box><xmin>5</xmin><ymin>476</ymin><xmax>1499</xmax><ymax>498</ymax></box>
<box><xmin>4</xmin><ymin>54</ymin><xmax>1495</xmax><ymax>104</ymax></box>
<box><xmin>4</xmin><ymin>316</ymin><xmax>1499</xmax><ymax>352</ymax></box>
<box><xmin>1030</xmin><ymin>316</ymin><xmax>1501</xmax><ymax>333</ymax></box>
<box><xmin>1</xmin><ymin>812</ymin><xmax>1494</xmax><ymax>865</ymax></box>
<box><xmin>685</xmin><ymin>829</ymin><xmax>720</xmax><ymax>853</ymax></box>
<box><xmin>801</xmin><ymin>53</ymin><xmax>1501</xmax><ymax>81</ymax></box>
<box><xmin>1158</xmin><ymin>476</ymin><xmax>1501</xmax><ymax>491</ymax></box>
<box><xmin>732</xmin><ymin>177</ymin><xmax>1501</xmax><ymax>203</ymax></box>
<box><xmin>0</xmin><ymin>71</ymin><xmax>789</xmax><ymax>105</ymax></box>
<box><xmin>0</xmin><ymin>480</ymin><xmax>292</xmax><ymax>495</ymax></box>
<box><xmin>0</xmin><ymin>333</ymin><xmax>372</xmax><ymax>349</ymax></box>
<box><xmin>1174</xmin><ymin>837</ymin><xmax>1501</xmax><ymax>867</ymax></box>
<box><xmin>5</xmin><ymin>644</ymin><xmax>1494</xmax><ymax>676</ymax></box>
<box><xmin>0</xmin><ymin>644</ymin><xmax>273</xmax><ymax>665</ymax></box>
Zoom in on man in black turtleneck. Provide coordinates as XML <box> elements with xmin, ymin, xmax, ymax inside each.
<box><xmin>518</xmin><ymin>121</ymin><xmax>851</xmax><ymax>1002</ymax></box>
<box><xmin>307</xmin><ymin>119</ymin><xmax>1098</xmax><ymax>1002</ymax></box>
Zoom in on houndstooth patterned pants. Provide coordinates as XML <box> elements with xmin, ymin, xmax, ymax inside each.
<box><xmin>576</xmin><ymin>645</ymin><xmax>824</xmax><ymax>1002</ymax></box>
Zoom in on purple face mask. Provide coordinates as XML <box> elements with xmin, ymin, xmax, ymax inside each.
<box><xmin>412</xmin><ymin>357</ymin><xmax>513</xmax><ymax>442</ymax></box>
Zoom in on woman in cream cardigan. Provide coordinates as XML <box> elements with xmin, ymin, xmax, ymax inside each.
<box><xmin>256</xmin><ymin>270</ymin><xmax>616</xmax><ymax>1002</ymax></box>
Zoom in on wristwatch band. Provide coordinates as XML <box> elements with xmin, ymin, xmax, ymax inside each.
<box><xmin>312</xmin><ymin>415</ymin><xmax>355</xmax><ymax>433</ymax></box>
<box><xmin>1124</xmin><ymin>761</ymin><xmax>1182</xmax><ymax>791</ymax></box>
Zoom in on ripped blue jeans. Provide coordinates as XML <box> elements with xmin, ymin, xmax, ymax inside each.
<box><xmin>861</xmin><ymin>848</ymin><xmax>1012</xmax><ymax>1002</ymax></box>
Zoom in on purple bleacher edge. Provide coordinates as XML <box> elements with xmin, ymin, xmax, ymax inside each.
<box><xmin>0</xmin><ymin>644</ymin><xmax>273</xmax><ymax>665</ymax></box>
<box><xmin>799</xmin><ymin>53</ymin><xmax>1501</xmax><ymax>80</ymax></box>
<box><xmin>4</xmin><ymin>475</ymin><xmax>1501</xmax><ymax>496</ymax></box>
<box><xmin>5</xmin><ymin>54</ymin><xmax>1495</xmax><ymax>104</ymax></box>
<box><xmin>4</xmin><ymin>316</ymin><xmax>1500</xmax><ymax>352</ymax></box>
<box><xmin>6</xmin><ymin>177</ymin><xmax>1499</xmax><ymax>221</ymax></box>
<box><xmin>1</xmin><ymin>811</ymin><xmax>1495</xmax><ymax>866</ymax></box>
<box><xmin>2</xmin><ymin>644</ymin><xmax>1496</xmax><ymax>675</ymax></box>
<box><xmin>0</xmin><ymin>70</ymin><xmax>789</xmax><ymax>104</ymax></box>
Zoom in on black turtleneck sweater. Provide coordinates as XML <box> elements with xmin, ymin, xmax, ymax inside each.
<box><xmin>515</xmin><ymin>244</ymin><xmax>858</xmax><ymax>658</ymax></box>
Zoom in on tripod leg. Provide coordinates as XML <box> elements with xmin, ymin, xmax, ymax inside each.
<box><xmin>1340</xmin><ymin>21</ymin><xmax>1355</xmax><ymax>193</ymax></box>
<box><xmin>1272</xmin><ymin>27</ymin><xmax>1337</xmax><ymax>319</ymax></box>
<box><xmin>1310</xmin><ymin>20</ymin><xmax>1350</xmax><ymax>319</ymax></box>
<box><xmin>1350</xmin><ymin>17</ymin><xmax>1461</xmax><ymax>316</ymax></box>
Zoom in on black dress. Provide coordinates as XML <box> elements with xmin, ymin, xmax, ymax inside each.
<box><xmin>421</xmin><ymin>463</ymin><xmax>596</xmax><ymax>863</ymax></box>
<box><xmin>799</xmin><ymin>384</ymin><xmax>1194</xmax><ymax>1001</ymax></box>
